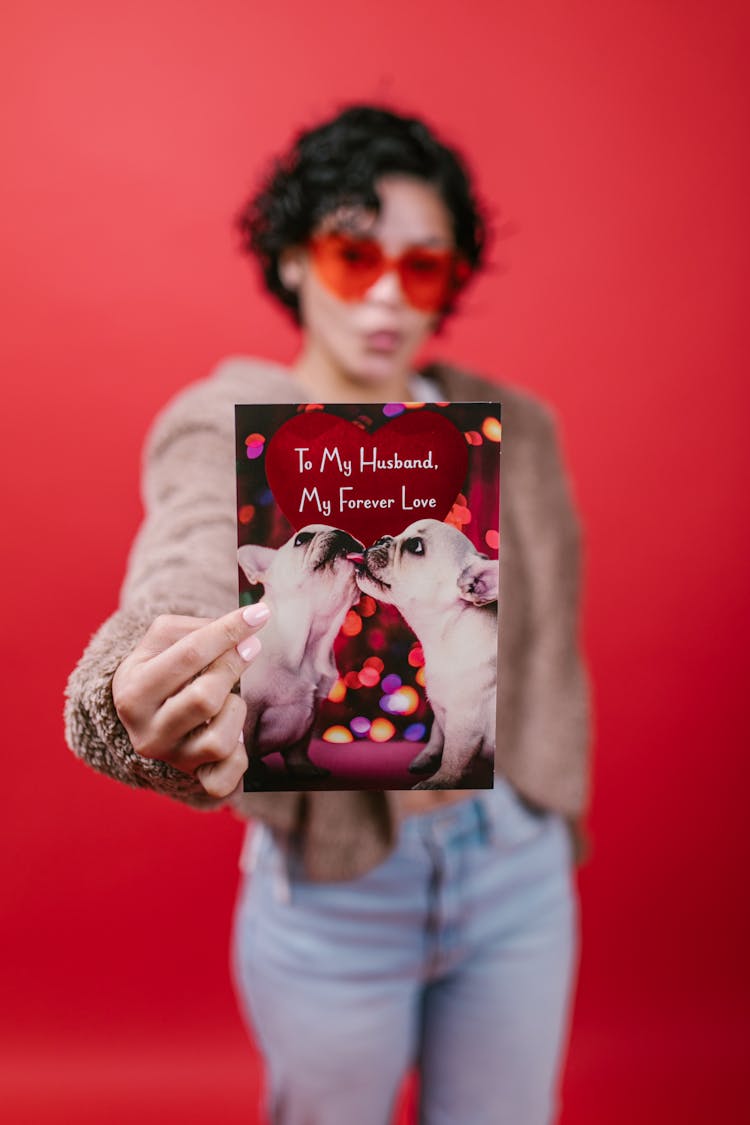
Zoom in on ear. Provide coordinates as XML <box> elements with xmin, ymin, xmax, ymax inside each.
<box><xmin>278</xmin><ymin>246</ymin><xmax>305</xmax><ymax>291</ymax></box>
<box><xmin>457</xmin><ymin>557</ymin><xmax>499</xmax><ymax>606</ymax></box>
<box><xmin>238</xmin><ymin>544</ymin><xmax>276</xmax><ymax>585</ymax></box>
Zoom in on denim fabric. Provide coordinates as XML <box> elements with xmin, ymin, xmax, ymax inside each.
<box><xmin>231</xmin><ymin>779</ymin><xmax>578</xmax><ymax>1125</ymax></box>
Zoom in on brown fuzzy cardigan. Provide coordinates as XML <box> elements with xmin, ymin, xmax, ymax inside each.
<box><xmin>64</xmin><ymin>357</ymin><xmax>591</xmax><ymax>880</ymax></box>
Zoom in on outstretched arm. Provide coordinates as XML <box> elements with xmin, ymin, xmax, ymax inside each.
<box><xmin>64</xmin><ymin>375</ymin><xmax>265</xmax><ymax>806</ymax></box>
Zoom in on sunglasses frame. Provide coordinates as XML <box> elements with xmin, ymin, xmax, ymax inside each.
<box><xmin>307</xmin><ymin>231</ymin><xmax>470</xmax><ymax>314</ymax></box>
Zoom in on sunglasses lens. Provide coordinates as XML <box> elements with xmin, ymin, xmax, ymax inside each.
<box><xmin>309</xmin><ymin>234</ymin><xmax>384</xmax><ymax>301</ymax></box>
<box><xmin>398</xmin><ymin>249</ymin><xmax>458</xmax><ymax>312</ymax></box>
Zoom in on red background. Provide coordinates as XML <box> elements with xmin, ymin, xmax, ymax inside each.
<box><xmin>2</xmin><ymin>1</ymin><xmax>748</xmax><ymax>1121</ymax></box>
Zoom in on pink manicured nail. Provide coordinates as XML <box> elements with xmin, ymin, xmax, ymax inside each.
<box><xmin>237</xmin><ymin>635</ymin><xmax>262</xmax><ymax>662</ymax></box>
<box><xmin>243</xmin><ymin>603</ymin><xmax>270</xmax><ymax>626</ymax></box>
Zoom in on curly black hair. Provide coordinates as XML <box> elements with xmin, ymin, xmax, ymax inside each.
<box><xmin>237</xmin><ymin>104</ymin><xmax>488</xmax><ymax>324</ymax></box>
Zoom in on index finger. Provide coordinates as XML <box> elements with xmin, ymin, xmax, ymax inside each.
<box><xmin>141</xmin><ymin>604</ymin><xmax>270</xmax><ymax>701</ymax></box>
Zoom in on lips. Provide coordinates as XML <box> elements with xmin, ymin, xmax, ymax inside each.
<box><xmin>364</xmin><ymin>330</ymin><xmax>401</xmax><ymax>353</ymax></box>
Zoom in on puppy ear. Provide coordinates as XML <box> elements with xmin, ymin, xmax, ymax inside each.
<box><xmin>457</xmin><ymin>557</ymin><xmax>499</xmax><ymax>606</ymax></box>
<box><xmin>238</xmin><ymin>544</ymin><xmax>276</xmax><ymax>585</ymax></box>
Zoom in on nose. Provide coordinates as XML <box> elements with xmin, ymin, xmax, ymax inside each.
<box><xmin>365</xmin><ymin>264</ymin><xmax>405</xmax><ymax>307</ymax></box>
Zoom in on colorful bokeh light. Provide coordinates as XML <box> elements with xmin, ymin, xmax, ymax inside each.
<box><xmin>358</xmin><ymin>595</ymin><xmax>377</xmax><ymax>618</ymax></box>
<box><xmin>322</xmin><ymin>725</ymin><xmax>353</xmax><ymax>743</ymax></box>
<box><xmin>449</xmin><ymin>502</ymin><xmax>471</xmax><ymax>525</ymax></box>
<box><xmin>342</xmin><ymin>610</ymin><xmax>362</xmax><ymax>637</ymax></box>
<box><xmin>370</xmin><ymin>718</ymin><xmax>396</xmax><ymax>742</ymax></box>
<box><xmin>358</xmin><ymin>666</ymin><xmax>381</xmax><ymax>688</ymax></box>
<box><xmin>404</xmin><ymin>723</ymin><xmax>427</xmax><ymax>742</ymax></box>
<box><xmin>485</xmin><ymin>529</ymin><xmax>500</xmax><ymax>551</ymax></box>
<box><xmin>381</xmin><ymin>686</ymin><xmax>419</xmax><ymax>715</ymax></box>
<box><xmin>482</xmin><ymin>416</ymin><xmax>502</xmax><ymax>442</ymax></box>
<box><xmin>328</xmin><ymin>678</ymin><xmax>346</xmax><ymax>703</ymax></box>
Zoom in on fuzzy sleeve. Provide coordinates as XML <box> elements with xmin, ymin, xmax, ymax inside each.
<box><xmin>507</xmin><ymin>401</ymin><xmax>592</xmax><ymax>818</ymax></box>
<box><xmin>63</xmin><ymin>379</ymin><xmax>240</xmax><ymax>808</ymax></box>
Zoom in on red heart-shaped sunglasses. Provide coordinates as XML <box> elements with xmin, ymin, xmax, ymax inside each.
<box><xmin>308</xmin><ymin>232</ymin><xmax>471</xmax><ymax>313</ymax></box>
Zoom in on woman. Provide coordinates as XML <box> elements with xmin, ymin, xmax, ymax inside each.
<box><xmin>65</xmin><ymin>105</ymin><xmax>590</xmax><ymax>1124</ymax></box>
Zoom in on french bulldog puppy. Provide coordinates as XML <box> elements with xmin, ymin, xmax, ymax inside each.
<box><xmin>237</xmin><ymin>524</ymin><xmax>363</xmax><ymax>787</ymax></box>
<box><xmin>354</xmin><ymin>519</ymin><xmax>498</xmax><ymax>789</ymax></box>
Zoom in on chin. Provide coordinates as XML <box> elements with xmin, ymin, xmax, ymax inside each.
<box><xmin>352</xmin><ymin>350</ymin><xmax>412</xmax><ymax>387</ymax></box>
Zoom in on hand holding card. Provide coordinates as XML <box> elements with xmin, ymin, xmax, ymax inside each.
<box><xmin>112</xmin><ymin>605</ymin><xmax>270</xmax><ymax>797</ymax></box>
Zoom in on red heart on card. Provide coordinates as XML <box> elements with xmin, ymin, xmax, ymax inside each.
<box><xmin>265</xmin><ymin>410</ymin><xmax>468</xmax><ymax>545</ymax></box>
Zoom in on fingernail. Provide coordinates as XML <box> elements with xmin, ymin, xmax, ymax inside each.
<box><xmin>243</xmin><ymin>603</ymin><xmax>270</xmax><ymax>627</ymax></box>
<box><xmin>237</xmin><ymin>635</ymin><xmax>262</xmax><ymax>662</ymax></box>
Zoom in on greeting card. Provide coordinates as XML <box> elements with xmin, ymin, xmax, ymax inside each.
<box><xmin>235</xmin><ymin>401</ymin><xmax>501</xmax><ymax>792</ymax></box>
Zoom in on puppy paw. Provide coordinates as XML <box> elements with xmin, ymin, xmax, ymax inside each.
<box><xmin>411</xmin><ymin>775</ymin><xmax>462</xmax><ymax>791</ymax></box>
<box><xmin>286</xmin><ymin>760</ymin><xmax>331</xmax><ymax>779</ymax></box>
<box><xmin>244</xmin><ymin>758</ymin><xmax>270</xmax><ymax>791</ymax></box>
<box><xmin>407</xmin><ymin>749</ymin><xmax>442</xmax><ymax>773</ymax></box>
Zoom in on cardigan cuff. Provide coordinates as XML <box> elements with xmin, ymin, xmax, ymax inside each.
<box><xmin>64</xmin><ymin>602</ymin><xmax>228</xmax><ymax>809</ymax></box>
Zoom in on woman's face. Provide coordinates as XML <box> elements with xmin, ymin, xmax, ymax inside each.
<box><xmin>287</xmin><ymin>175</ymin><xmax>456</xmax><ymax>392</ymax></box>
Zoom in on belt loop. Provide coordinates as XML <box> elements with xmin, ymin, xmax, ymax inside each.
<box><xmin>239</xmin><ymin>821</ymin><xmax>265</xmax><ymax>873</ymax></box>
<box><xmin>474</xmin><ymin>794</ymin><xmax>495</xmax><ymax>845</ymax></box>
<box><xmin>271</xmin><ymin>841</ymin><xmax>292</xmax><ymax>904</ymax></box>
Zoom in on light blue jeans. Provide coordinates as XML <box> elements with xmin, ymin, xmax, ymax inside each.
<box><xmin>231</xmin><ymin>779</ymin><xmax>578</xmax><ymax>1125</ymax></box>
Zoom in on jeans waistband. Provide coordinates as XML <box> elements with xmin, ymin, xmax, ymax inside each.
<box><xmin>399</xmin><ymin>781</ymin><xmax>510</xmax><ymax>847</ymax></box>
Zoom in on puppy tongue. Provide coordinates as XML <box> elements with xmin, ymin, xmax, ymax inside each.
<box><xmin>346</xmin><ymin>552</ymin><xmax>365</xmax><ymax>564</ymax></box>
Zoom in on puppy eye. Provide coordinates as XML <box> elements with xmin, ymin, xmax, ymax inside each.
<box><xmin>403</xmin><ymin>537</ymin><xmax>424</xmax><ymax>556</ymax></box>
<box><xmin>294</xmin><ymin>531</ymin><xmax>314</xmax><ymax>547</ymax></box>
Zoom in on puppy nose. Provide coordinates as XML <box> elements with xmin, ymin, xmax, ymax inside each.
<box><xmin>334</xmin><ymin>530</ymin><xmax>365</xmax><ymax>553</ymax></box>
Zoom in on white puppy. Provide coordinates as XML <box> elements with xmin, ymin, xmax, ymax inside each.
<box><xmin>237</xmin><ymin>524</ymin><xmax>363</xmax><ymax>787</ymax></box>
<box><xmin>354</xmin><ymin>519</ymin><xmax>498</xmax><ymax>789</ymax></box>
